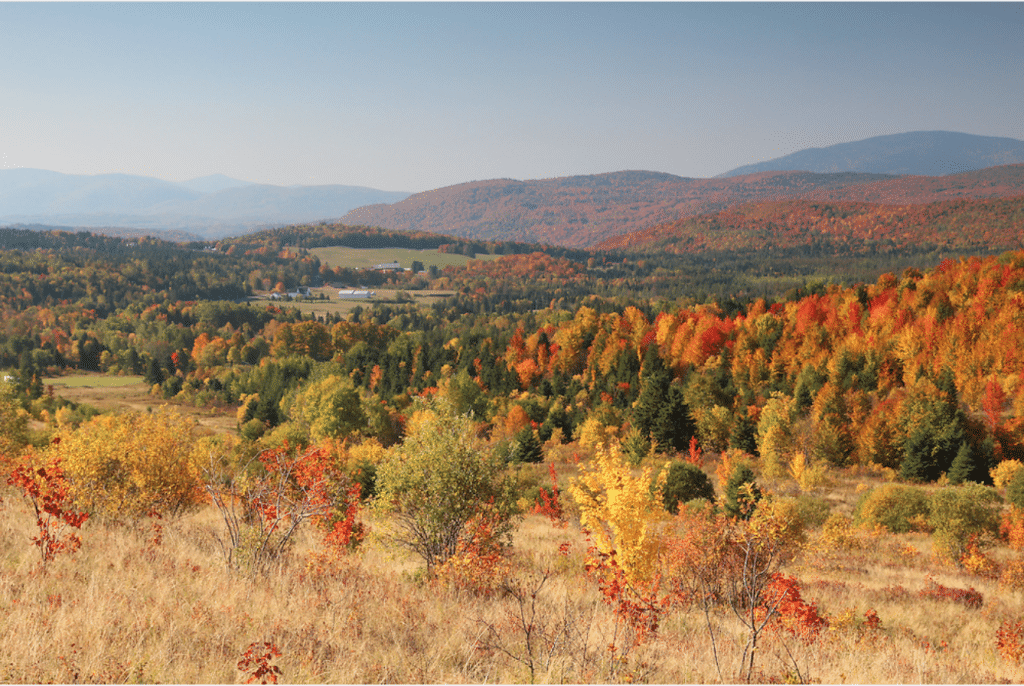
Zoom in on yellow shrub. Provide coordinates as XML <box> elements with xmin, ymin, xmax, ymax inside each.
<box><xmin>992</xmin><ymin>460</ymin><xmax>1024</xmax><ymax>489</ymax></box>
<box><xmin>576</xmin><ymin>416</ymin><xmax>618</xmax><ymax>451</ymax></box>
<box><xmin>789</xmin><ymin>451</ymin><xmax>833</xmax><ymax>491</ymax></box>
<box><xmin>818</xmin><ymin>512</ymin><xmax>860</xmax><ymax>550</ymax></box>
<box><xmin>569</xmin><ymin>444</ymin><xmax>666</xmax><ymax>586</ymax></box>
<box><xmin>347</xmin><ymin>438</ymin><xmax>386</xmax><ymax>467</ymax></box>
<box><xmin>52</xmin><ymin>408</ymin><xmax>208</xmax><ymax>520</ymax></box>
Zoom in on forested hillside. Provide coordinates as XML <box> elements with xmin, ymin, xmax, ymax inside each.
<box><xmin>600</xmin><ymin>195</ymin><xmax>1024</xmax><ymax>255</ymax></box>
<box><xmin>5</xmin><ymin>222</ymin><xmax>1024</xmax><ymax>683</ymax></box>
<box><xmin>340</xmin><ymin>165</ymin><xmax>1024</xmax><ymax>248</ymax></box>
<box><xmin>3</xmin><ymin>222</ymin><xmax>1022</xmax><ymax>480</ymax></box>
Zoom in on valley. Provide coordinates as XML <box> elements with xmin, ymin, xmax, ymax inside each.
<box><xmin>3</xmin><ymin>144</ymin><xmax>1024</xmax><ymax>683</ymax></box>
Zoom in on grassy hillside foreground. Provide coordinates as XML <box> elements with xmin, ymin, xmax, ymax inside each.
<box><xmin>3</xmin><ymin>444</ymin><xmax>1024</xmax><ymax>684</ymax></box>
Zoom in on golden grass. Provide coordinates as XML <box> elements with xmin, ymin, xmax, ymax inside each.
<box><xmin>2</xmin><ymin>466</ymin><xmax>1024</xmax><ymax>683</ymax></box>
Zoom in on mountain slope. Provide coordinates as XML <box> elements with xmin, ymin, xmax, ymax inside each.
<box><xmin>340</xmin><ymin>165</ymin><xmax>1024</xmax><ymax>249</ymax></box>
<box><xmin>718</xmin><ymin>131</ymin><xmax>1024</xmax><ymax>178</ymax></box>
<box><xmin>178</xmin><ymin>174</ymin><xmax>254</xmax><ymax>194</ymax></box>
<box><xmin>340</xmin><ymin>169</ymin><xmax>897</xmax><ymax>248</ymax></box>
<box><xmin>597</xmin><ymin>195</ymin><xmax>1024</xmax><ymax>255</ymax></box>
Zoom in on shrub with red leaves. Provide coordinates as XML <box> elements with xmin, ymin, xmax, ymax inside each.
<box><xmin>918</xmin><ymin>576</ymin><xmax>983</xmax><ymax>609</ymax></box>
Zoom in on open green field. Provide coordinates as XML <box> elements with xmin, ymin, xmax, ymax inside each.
<box><xmin>303</xmin><ymin>245</ymin><xmax>500</xmax><ymax>271</ymax></box>
<box><xmin>257</xmin><ymin>287</ymin><xmax>456</xmax><ymax>319</ymax></box>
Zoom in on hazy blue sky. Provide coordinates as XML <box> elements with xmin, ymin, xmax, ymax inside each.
<box><xmin>2</xmin><ymin>2</ymin><xmax>1022</xmax><ymax>192</ymax></box>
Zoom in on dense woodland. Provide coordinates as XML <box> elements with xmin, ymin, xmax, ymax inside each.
<box><xmin>2</xmin><ymin>218</ymin><xmax>1022</xmax><ymax>478</ymax></box>
<box><xmin>5</xmin><ymin>205</ymin><xmax>1024</xmax><ymax>682</ymax></box>
<box><xmin>601</xmin><ymin>196</ymin><xmax>1024</xmax><ymax>255</ymax></box>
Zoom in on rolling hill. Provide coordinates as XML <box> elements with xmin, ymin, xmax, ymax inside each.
<box><xmin>340</xmin><ymin>165</ymin><xmax>1024</xmax><ymax>249</ymax></box>
<box><xmin>340</xmin><ymin>169</ymin><xmax>899</xmax><ymax>248</ymax></box>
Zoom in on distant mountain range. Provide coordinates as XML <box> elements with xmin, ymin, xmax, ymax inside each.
<box><xmin>717</xmin><ymin>131</ymin><xmax>1024</xmax><ymax>178</ymax></box>
<box><xmin>0</xmin><ymin>169</ymin><xmax>410</xmax><ymax>238</ymax></box>
<box><xmin>5</xmin><ymin>131</ymin><xmax>1023</xmax><ymax>247</ymax></box>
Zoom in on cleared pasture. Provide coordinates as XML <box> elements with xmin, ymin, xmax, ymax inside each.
<box><xmin>40</xmin><ymin>372</ymin><xmax>238</xmax><ymax>435</ymax></box>
<box><xmin>303</xmin><ymin>245</ymin><xmax>500</xmax><ymax>271</ymax></box>
<box><xmin>255</xmin><ymin>287</ymin><xmax>456</xmax><ymax>319</ymax></box>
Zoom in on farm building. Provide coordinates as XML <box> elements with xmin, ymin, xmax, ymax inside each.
<box><xmin>338</xmin><ymin>289</ymin><xmax>375</xmax><ymax>299</ymax></box>
<box><xmin>270</xmin><ymin>286</ymin><xmax>313</xmax><ymax>300</ymax></box>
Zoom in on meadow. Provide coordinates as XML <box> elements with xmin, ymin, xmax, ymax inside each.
<box><xmin>5</xmin><ymin>227</ymin><xmax>1024</xmax><ymax>684</ymax></box>
<box><xmin>303</xmin><ymin>245</ymin><xmax>500</xmax><ymax>271</ymax></box>
<box><xmin>38</xmin><ymin>373</ymin><xmax>238</xmax><ymax>435</ymax></box>
<box><xmin>256</xmin><ymin>287</ymin><xmax>457</xmax><ymax>320</ymax></box>
<box><xmin>3</xmin><ymin>432</ymin><xmax>1024</xmax><ymax>684</ymax></box>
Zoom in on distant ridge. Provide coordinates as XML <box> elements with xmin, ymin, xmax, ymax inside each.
<box><xmin>178</xmin><ymin>174</ymin><xmax>254</xmax><ymax>194</ymax></box>
<box><xmin>340</xmin><ymin>169</ymin><xmax>897</xmax><ymax>248</ymax></box>
<box><xmin>718</xmin><ymin>131</ymin><xmax>1024</xmax><ymax>178</ymax></box>
<box><xmin>0</xmin><ymin>169</ymin><xmax>411</xmax><ymax>239</ymax></box>
<box><xmin>339</xmin><ymin>163</ymin><xmax>1024</xmax><ymax>249</ymax></box>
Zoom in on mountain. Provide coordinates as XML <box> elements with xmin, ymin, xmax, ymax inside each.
<box><xmin>339</xmin><ymin>164</ymin><xmax>1024</xmax><ymax>249</ymax></box>
<box><xmin>717</xmin><ymin>131</ymin><xmax>1024</xmax><ymax>178</ymax></box>
<box><xmin>0</xmin><ymin>169</ymin><xmax>410</xmax><ymax>239</ymax></box>
<box><xmin>178</xmin><ymin>174</ymin><xmax>254</xmax><ymax>194</ymax></box>
<box><xmin>339</xmin><ymin>169</ymin><xmax>898</xmax><ymax>248</ymax></box>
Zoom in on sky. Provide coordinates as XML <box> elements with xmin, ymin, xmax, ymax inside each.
<box><xmin>2</xmin><ymin>2</ymin><xmax>1023</xmax><ymax>193</ymax></box>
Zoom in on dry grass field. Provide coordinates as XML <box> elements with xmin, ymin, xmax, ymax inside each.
<box><xmin>2</xmin><ymin>448</ymin><xmax>1023</xmax><ymax>684</ymax></box>
<box><xmin>40</xmin><ymin>372</ymin><xmax>239</xmax><ymax>435</ymax></box>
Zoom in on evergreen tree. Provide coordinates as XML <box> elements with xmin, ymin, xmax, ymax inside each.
<box><xmin>724</xmin><ymin>463</ymin><xmax>761</xmax><ymax>519</ymax></box>
<box><xmin>900</xmin><ymin>427</ymin><xmax>935</xmax><ymax>482</ymax></box>
<box><xmin>661</xmin><ymin>461</ymin><xmax>715</xmax><ymax>514</ymax></box>
<box><xmin>622</xmin><ymin>426</ymin><xmax>652</xmax><ymax>466</ymax></box>
<box><xmin>508</xmin><ymin>427</ymin><xmax>544</xmax><ymax>464</ymax></box>
<box><xmin>946</xmin><ymin>440</ymin><xmax>989</xmax><ymax>485</ymax></box>
<box><xmin>729</xmin><ymin>410</ymin><xmax>759</xmax><ymax>456</ymax></box>
<box><xmin>633</xmin><ymin>347</ymin><xmax>670</xmax><ymax>438</ymax></box>
<box><xmin>651</xmin><ymin>383</ymin><xmax>696</xmax><ymax>453</ymax></box>
<box><xmin>143</xmin><ymin>356</ymin><xmax>165</xmax><ymax>386</ymax></box>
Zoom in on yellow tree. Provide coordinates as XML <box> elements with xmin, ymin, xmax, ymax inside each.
<box><xmin>569</xmin><ymin>443</ymin><xmax>667</xmax><ymax>587</ymax></box>
<box><xmin>51</xmin><ymin>408</ymin><xmax>209</xmax><ymax>520</ymax></box>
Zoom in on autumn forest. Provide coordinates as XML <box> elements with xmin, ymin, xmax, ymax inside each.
<box><xmin>4</xmin><ymin>170</ymin><xmax>1024</xmax><ymax>683</ymax></box>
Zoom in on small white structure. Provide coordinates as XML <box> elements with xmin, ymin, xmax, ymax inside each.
<box><xmin>338</xmin><ymin>289</ymin><xmax>375</xmax><ymax>299</ymax></box>
<box><xmin>269</xmin><ymin>286</ymin><xmax>313</xmax><ymax>300</ymax></box>
<box><xmin>371</xmin><ymin>261</ymin><xmax>402</xmax><ymax>271</ymax></box>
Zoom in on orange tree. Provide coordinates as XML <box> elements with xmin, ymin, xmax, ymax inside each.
<box><xmin>665</xmin><ymin>496</ymin><xmax>806</xmax><ymax>682</ymax></box>
<box><xmin>7</xmin><ymin>447</ymin><xmax>89</xmax><ymax>566</ymax></box>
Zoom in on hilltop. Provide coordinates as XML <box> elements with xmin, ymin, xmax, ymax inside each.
<box><xmin>717</xmin><ymin>130</ymin><xmax>1024</xmax><ymax>177</ymax></box>
<box><xmin>340</xmin><ymin>170</ymin><xmax>897</xmax><ymax>248</ymax></box>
